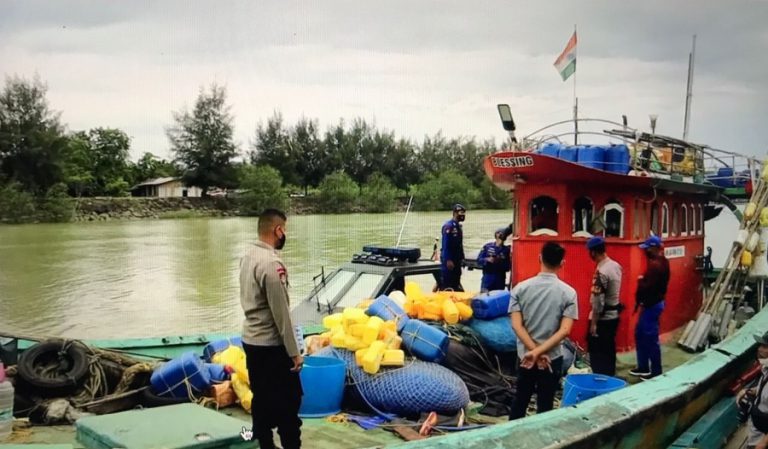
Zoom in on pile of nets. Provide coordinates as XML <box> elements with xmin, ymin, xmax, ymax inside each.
<box><xmin>317</xmin><ymin>347</ymin><xmax>469</xmax><ymax>418</ymax></box>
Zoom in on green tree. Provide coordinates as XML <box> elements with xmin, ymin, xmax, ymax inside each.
<box><xmin>361</xmin><ymin>172</ymin><xmax>400</xmax><ymax>213</ymax></box>
<box><xmin>167</xmin><ymin>84</ymin><xmax>239</xmax><ymax>196</ymax></box>
<box><xmin>318</xmin><ymin>171</ymin><xmax>358</xmax><ymax>213</ymax></box>
<box><xmin>0</xmin><ymin>182</ymin><xmax>36</xmax><ymax>223</ymax></box>
<box><xmin>413</xmin><ymin>170</ymin><xmax>481</xmax><ymax>211</ymax></box>
<box><xmin>62</xmin><ymin>133</ymin><xmax>95</xmax><ymax>197</ymax></box>
<box><xmin>237</xmin><ymin>164</ymin><xmax>287</xmax><ymax>215</ymax></box>
<box><xmin>131</xmin><ymin>152</ymin><xmax>178</xmax><ymax>184</ymax></box>
<box><xmin>289</xmin><ymin>118</ymin><xmax>333</xmax><ymax>195</ymax></box>
<box><xmin>36</xmin><ymin>182</ymin><xmax>74</xmax><ymax>222</ymax></box>
<box><xmin>0</xmin><ymin>75</ymin><xmax>68</xmax><ymax>194</ymax></box>
<box><xmin>250</xmin><ymin>111</ymin><xmax>298</xmax><ymax>186</ymax></box>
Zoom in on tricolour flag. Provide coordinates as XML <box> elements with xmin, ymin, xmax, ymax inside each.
<box><xmin>554</xmin><ymin>31</ymin><xmax>577</xmax><ymax>81</ymax></box>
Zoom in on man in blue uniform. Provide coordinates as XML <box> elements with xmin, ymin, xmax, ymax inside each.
<box><xmin>478</xmin><ymin>226</ymin><xmax>513</xmax><ymax>292</ymax></box>
<box><xmin>440</xmin><ymin>204</ymin><xmax>466</xmax><ymax>291</ymax></box>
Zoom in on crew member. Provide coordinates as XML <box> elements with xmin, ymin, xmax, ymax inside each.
<box><xmin>440</xmin><ymin>204</ymin><xmax>466</xmax><ymax>291</ymax></box>
<box><xmin>478</xmin><ymin>226</ymin><xmax>513</xmax><ymax>292</ymax></box>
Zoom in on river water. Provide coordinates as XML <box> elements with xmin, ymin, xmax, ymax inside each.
<box><xmin>0</xmin><ymin>211</ymin><xmax>519</xmax><ymax>339</ymax></box>
<box><xmin>0</xmin><ymin>208</ymin><xmax>742</xmax><ymax>340</ymax></box>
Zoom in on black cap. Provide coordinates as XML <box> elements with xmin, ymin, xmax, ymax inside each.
<box><xmin>755</xmin><ymin>331</ymin><xmax>768</xmax><ymax>345</ymax></box>
<box><xmin>453</xmin><ymin>204</ymin><xmax>466</xmax><ymax>212</ymax></box>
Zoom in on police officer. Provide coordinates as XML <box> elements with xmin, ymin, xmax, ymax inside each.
<box><xmin>585</xmin><ymin>236</ymin><xmax>623</xmax><ymax>376</ymax></box>
<box><xmin>440</xmin><ymin>204</ymin><xmax>466</xmax><ymax>291</ymax></box>
<box><xmin>478</xmin><ymin>226</ymin><xmax>513</xmax><ymax>292</ymax></box>
<box><xmin>240</xmin><ymin>209</ymin><xmax>303</xmax><ymax>449</ymax></box>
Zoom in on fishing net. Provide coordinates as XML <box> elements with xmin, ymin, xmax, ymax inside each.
<box><xmin>317</xmin><ymin>347</ymin><xmax>469</xmax><ymax>418</ymax></box>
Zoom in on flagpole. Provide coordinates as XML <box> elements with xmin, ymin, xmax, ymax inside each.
<box><xmin>573</xmin><ymin>24</ymin><xmax>578</xmax><ymax>145</ymax></box>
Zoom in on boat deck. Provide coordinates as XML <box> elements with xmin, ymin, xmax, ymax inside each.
<box><xmin>5</xmin><ymin>335</ymin><xmax>698</xmax><ymax>449</ymax></box>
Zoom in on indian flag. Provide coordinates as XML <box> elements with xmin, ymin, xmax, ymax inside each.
<box><xmin>554</xmin><ymin>31</ymin><xmax>577</xmax><ymax>81</ymax></box>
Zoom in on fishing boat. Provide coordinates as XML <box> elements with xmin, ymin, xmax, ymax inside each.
<box><xmin>3</xmin><ymin>109</ymin><xmax>767</xmax><ymax>448</ymax></box>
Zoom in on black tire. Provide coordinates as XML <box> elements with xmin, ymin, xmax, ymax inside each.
<box><xmin>17</xmin><ymin>339</ymin><xmax>90</xmax><ymax>397</ymax></box>
<box><xmin>140</xmin><ymin>386</ymin><xmax>190</xmax><ymax>408</ymax></box>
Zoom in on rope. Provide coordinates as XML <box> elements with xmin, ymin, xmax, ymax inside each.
<box><xmin>114</xmin><ymin>362</ymin><xmax>157</xmax><ymax>394</ymax></box>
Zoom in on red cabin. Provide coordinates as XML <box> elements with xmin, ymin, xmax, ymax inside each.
<box><xmin>484</xmin><ymin>149</ymin><xmax>720</xmax><ymax>352</ymax></box>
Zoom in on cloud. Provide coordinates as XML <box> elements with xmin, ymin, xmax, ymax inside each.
<box><xmin>1</xmin><ymin>0</ymin><xmax>767</xmax><ymax>160</ymax></box>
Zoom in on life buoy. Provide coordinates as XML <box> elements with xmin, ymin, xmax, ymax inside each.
<box><xmin>17</xmin><ymin>339</ymin><xmax>90</xmax><ymax>397</ymax></box>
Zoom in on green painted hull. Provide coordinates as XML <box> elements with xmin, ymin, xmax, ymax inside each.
<box><xmin>10</xmin><ymin>309</ymin><xmax>764</xmax><ymax>449</ymax></box>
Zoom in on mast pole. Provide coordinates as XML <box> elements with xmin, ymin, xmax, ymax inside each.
<box><xmin>683</xmin><ymin>34</ymin><xmax>696</xmax><ymax>141</ymax></box>
<box><xmin>573</xmin><ymin>24</ymin><xmax>578</xmax><ymax>145</ymax></box>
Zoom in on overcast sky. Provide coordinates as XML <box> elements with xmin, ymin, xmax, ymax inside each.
<box><xmin>2</xmin><ymin>0</ymin><xmax>767</xmax><ymax>161</ymax></box>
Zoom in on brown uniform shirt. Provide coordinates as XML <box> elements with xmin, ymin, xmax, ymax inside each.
<box><xmin>239</xmin><ymin>240</ymin><xmax>300</xmax><ymax>357</ymax></box>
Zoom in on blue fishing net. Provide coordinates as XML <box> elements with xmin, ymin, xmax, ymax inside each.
<box><xmin>316</xmin><ymin>347</ymin><xmax>470</xmax><ymax>417</ymax></box>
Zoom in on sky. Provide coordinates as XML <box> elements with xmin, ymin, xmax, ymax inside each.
<box><xmin>2</xmin><ymin>0</ymin><xmax>767</xmax><ymax>161</ymax></box>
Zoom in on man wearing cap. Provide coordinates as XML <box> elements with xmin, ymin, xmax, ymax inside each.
<box><xmin>630</xmin><ymin>235</ymin><xmax>670</xmax><ymax>380</ymax></box>
<box><xmin>741</xmin><ymin>331</ymin><xmax>768</xmax><ymax>449</ymax></box>
<box><xmin>585</xmin><ymin>236</ymin><xmax>623</xmax><ymax>376</ymax></box>
<box><xmin>439</xmin><ymin>204</ymin><xmax>467</xmax><ymax>291</ymax></box>
<box><xmin>478</xmin><ymin>226</ymin><xmax>514</xmax><ymax>292</ymax></box>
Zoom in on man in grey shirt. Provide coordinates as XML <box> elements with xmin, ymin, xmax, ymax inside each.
<box><xmin>509</xmin><ymin>242</ymin><xmax>578</xmax><ymax>420</ymax></box>
<box><xmin>585</xmin><ymin>236</ymin><xmax>623</xmax><ymax>376</ymax></box>
<box><xmin>240</xmin><ymin>209</ymin><xmax>303</xmax><ymax>449</ymax></box>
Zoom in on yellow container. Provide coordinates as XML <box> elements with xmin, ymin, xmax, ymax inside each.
<box><xmin>742</xmin><ymin>250</ymin><xmax>753</xmax><ymax>267</ymax></box>
<box><xmin>423</xmin><ymin>301</ymin><xmax>443</xmax><ymax>317</ymax></box>
<box><xmin>421</xmin><ymin>312</ymin><xmax>442</xmax><ymax>321</ymax></box>
<box><xmin>442</xmin><ymin>299</ymin><xmax>459</xmax><ymax>324</ymax></box>
<box><xmin>345</xmin><ymin>335</ymin><xmax>367</xmax><ymax>351</ymax></box>
<box><xmin>381</xmin><ymin>349</ymin><xmax>405</xmax><ymax>367</ymax></box>
<box><xmin>760</xmin><ymin>208</ymin><xmax>768</xmax><ymax>227</ymax></box>
<box><xmin>388</xmin><ymin>336</ymin><xmax>402</xmax><ymax>350</ymax></box>
<box><xmin>342</xmin><ymin>308</ymin><xmax>369</xmax><ymax>331</ymax></box>
<box><xmin>405</xmin><ymin>281</ymin><xmax>425</xmax><ymax>302</ymax></box>
<box><xmin>231</xmin><ymin>375</ymin><xmax>253</xmax><ymax>413</ymax></box>
<box><xmin>355</xmin><ymin>348</ymin><xmax>368</xmax><ymax>366</ymax></box>
<box><xmin>456</xmin><ymin>302</ymin><xmax>473</xmax><ymax>321</ymax></box>
<box><xmin>363</xmin><ymin>316</ymin><xmax>385</xmax><ymax>345</ymax></box>
<box><xmin>746</xmin><ymin>203</ymin><xmax>758</xmax><ymax>220</ymax></box>
<box><xmin>362</xmin><ymin>341</ymin><xmax>387</xmax><ymax>374</ymax></box>
<box><xmin>322</xmin><ymin>313</ymin><xmax>343</xmax><ymax>330</ymax></box>
<box><xmin>348</xmin><ymin>324</ymin><xmax>366</xmax><ymax>338</ymax></box>
<box><xmin>331</xmin><ymin>331</ymin><xmax>347</xmax><ymax>348</ymax></box>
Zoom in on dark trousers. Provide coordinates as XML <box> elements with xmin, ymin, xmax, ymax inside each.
<box><xmin>440</xmin><ymin>266</ymin><xmax>464</xmax><ymax>291</ymax></box>
<box><xmin>509</xmin><ymin>356</ymin><xmax>563</xmax><ymax>420</ymax></box>
<box><xmin>635</xmin><ymin>301</ymin><xmax>665</xmax><ymax>376</ymax></box>
<box><xmin>588</xmin><ymin>318</ymin><xmax>619</xmax><ymax>376</ymax></box>
<box><xmin>243</xmin><ymin>343</ymin><xmax>303</xmax><ymax>449</ymax></box>
<box><xmin>480</xmin><ymin>272</ymin><xmax>506</xmax><ymax>292</ymax></box>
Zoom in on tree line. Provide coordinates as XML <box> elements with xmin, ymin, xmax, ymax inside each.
<box><xmin>0</xmin><ymin>75</ymin><xmax>510</xmax><ymax>223</ymax></box>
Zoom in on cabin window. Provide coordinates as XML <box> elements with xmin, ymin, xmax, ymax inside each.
<box><xmin>529</xmin><ymin>196</ymin><xmax>559</xmax><ymax>235</ymax></box>
<box><xmin>336</xmin><ymin>273</ymin><xmax>385</xmax><ymax>309</ymax></box>
<box><xmin>651</xmin><ymin>203</ymin><xmax>660</xmax><ymax>236</ymax></box>
<box><xmin>309</xmin><ymin>270</ymin><xmax>356</xmax><ymax>309</ymax></box>
<box><xmin>688</xmin><ymin>203</ymin><xmax>695</xmax><ymax>236</ymax></box>
<box><xmin>681</xmin><ymin>205</ymin><xmax>688</xmax><ymax>236</ymax></box>
<box><xmin>698</xmin><ymin>204</ymin><xmax>704</xmax><ymax>235</ymax></box>
<box><xmin>672</xmin><ymin>204</ymin><xmax>679</xmax><ymax>236</ymax></box>
<box><xmin>604</xmin><ymin>199</ymin><xmax>624</xmax><ymax>238</ymax></box>
<box><xmin>661</xmin><ymin>202</ymin><xmax>669</xmax><ymax>237</ymax></box>
<box><xmin>572</xmin><ymin>197</ymin><xmax>594</xmax><ymax>237</ymax></box>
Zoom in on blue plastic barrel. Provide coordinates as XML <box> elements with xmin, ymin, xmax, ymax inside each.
<box><xmin>298</xmin><ymin>356</ymin><xmax>347</xmax><ymax>418</ymax></box>
<box><xmin>558</xmin><ymin>146</ymin><xmax>578</xmax><ymax>162</ymax></box>
<box><xmin>401</xmin><ymin>319</ymin><xmax>450</xmax><ymax>363</ymax></box>
<box><xmin>577</xmin><ymin>145</ymin><xmax>606</xmax><ymax>170</ymax></box>
<box><xmin>539</xmin><ymin>143</ymin><xmax>561</xmax><ymax>158</ymax></box>
<box><xmin>467</xmin><ymin>317</ymin><xmax>517</xmax><ymax>353</ymax></box>
<box><xmin>205</xmin><ymin>363</ymin><xmax>229</xmax><ymax>382</ymax></box>
<box><xmin>716</xmin><ymin>167</ymin><xmax>735</xmax><ymax>187</ymax></box>
<box><xmin>471</xmin><ymin>290</ymin><xmax>511</xmax><ymax>320</ymax></box>
<box><xmin>150</xmin><ymin>352</ymin><xmax>212</xmax><ymax>398</ymax></box>
<box><xmin>202</xmin><ymin>336</ymin><xmax>242</xmax><ymax>362</ymax></box>
<box><xmin>366</xmin><ymin>295</ymin><xmax>410</xmax><ymax>331</ymax></box>
<box><xmin>561</xmin><ymin>374</ymin><xmax>627</xmax><ymax>407</ymax></box>
<box><xmin>604</xmin><ymin>144</ymin><xmax>630</xmax><ymax>174</ymax></box>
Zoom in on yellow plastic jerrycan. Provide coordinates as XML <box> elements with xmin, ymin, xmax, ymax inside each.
<box><xmin>742</xmin><ymin>250</ymin><xmax>753</xmax><ymax>267</ymax></box>
<box><xmin>455</xmin><ymin>302</ymin><xmax>473</xmax><ymax>321</ymax></box>
<box><xmin>322</xmin><ymin>313</ymin><xmax>343</xmax><ymax>330</ymax></box>
<box><xmin>760</xmin><ymin>208</ymin><xmax>768</xmax><ymax>227</ymax></box>
<box><xmin>362</xmin><ymin>341</ymin><xmax>387</xmax><ymax>374</ymax></box>
<box><xmin>363</xmin><ymin>317</ymin><xmax>384</xmax><ymax>345</ymax></box>
<box><xmin>746</xmin><ymin>203</ymin><xmax>758</xmax><ymax>221</ymax></box>
<box><xmin>405</xmin><ymin>281</ymin><xmax>425</xmax><ymax>302</ymax></box>
<box><xmin>442</xmin><ymin>298</ymin><xmax>460</xmax><ymax>324</ymax></box>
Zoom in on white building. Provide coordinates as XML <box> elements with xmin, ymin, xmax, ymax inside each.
<box><xmin>130</xmin><ymin>177</ymin><xmax>202</xmax><ymax>198</ymax></box>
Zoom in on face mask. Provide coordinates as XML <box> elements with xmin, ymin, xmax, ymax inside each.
<box><xmin>275</xmin><ymin>230</ymin><xmax>286</xmax><ymax>250</ymax></box>
<box><xmin>759</xmin><ymin>357</ymin><xmax>768</xmax><ymax>368</ymax></box>
<box><xmin>456</xmin><ymin>214</ymin><xmax>465</xmax><ymax>222</ymax></box>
